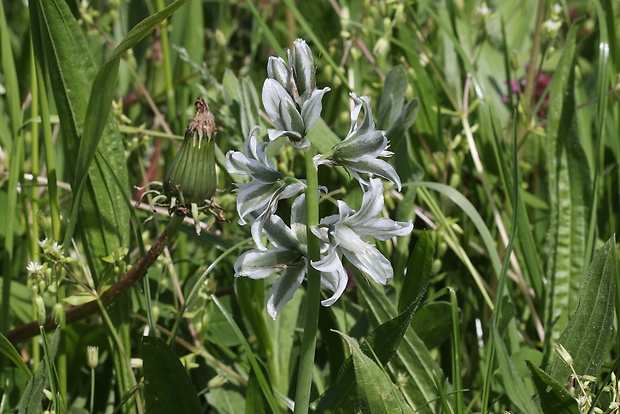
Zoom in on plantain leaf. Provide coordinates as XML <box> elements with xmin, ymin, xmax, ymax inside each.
<box><xmin>544</xmin><ymin>25</ymin><xmax>592</xmax><ymax>343</ymax></box>
<box><xmin>549</xmin><ymin>236</ymin><xmax>617</xmax><ymax>384</ymax></box>
<box><xmin>398</xmin><ymin>232</ymin><xmax>433</xmax><ymax>314</ymax></box>
<box><xmin>339</xmin><ymin>332</ymin><xmax>414</xmax><ymax>414</ymax></box>
<box><xmin>142</xmin><ymin>336</ymin><xmax>202</xmax><ymax>414</ymax></box>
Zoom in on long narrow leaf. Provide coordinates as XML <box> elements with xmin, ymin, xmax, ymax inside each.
<box><xmin>544</xmin><ymin>25</ymin><xmax>592</xmax><ymax>344</ymax></box>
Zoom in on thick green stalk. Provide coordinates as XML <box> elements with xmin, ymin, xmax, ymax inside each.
<box><xmin>294</xmin><ymin>149</ymin><xmax>322</xmax><ymax>414</ymax></box>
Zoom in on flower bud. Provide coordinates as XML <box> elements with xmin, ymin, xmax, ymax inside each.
<box><xmin>53</xmin><ymin>303</ymin><xmax>65</xmax><ymax>325</ymax></box>
<box><xmin>34</xmin><ymin>295</ymin><xmax>46</xmax><ymax>325</ymax></box>
<box><xmin>267</xmin><ymin>56</ymin><xmax>291</xmax><ymax>92</ymax></box>
<box><xmin>87</xmin><ymin>346</ymin><xmax>99</xmax><ymax>369</ymax></box>
<box><xmin>290</xmin><ymin>39</ymin><xmax>316</xmax><ymax>102</ymax></box>
<box><xmin>164</xmin><ymin>98</ymin><xmax>218</xmax><ymax>205</ymax></box>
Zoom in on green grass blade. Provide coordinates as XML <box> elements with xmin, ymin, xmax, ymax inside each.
<box><xmin>0</xmin><ymin>332</ymin><xmax>31</xmax><ymax>380</ymax></box>
<box><xmin>0</xmin><ymin>0</ymin><xmax>23</xmax><ymax>334</ymax></box>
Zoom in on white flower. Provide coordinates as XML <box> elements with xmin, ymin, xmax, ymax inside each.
<box><xmin>226</xmin><ymin>127</ymin><xmax>306</xmax><ymax>250</ymax></box>
<box><xmin>315</xmin><ymin>94</ymin><xmax>401</xmax><ymax>189</ymax></box>
<box><xmin>27</xmin><ymin>261</ymin><xmax>43</xmax><ymax>273</ymax></box>
<box><xmin>311</xmin><ymin>178</ymin><xmax>412</xmax><ymax>303</ymax></box>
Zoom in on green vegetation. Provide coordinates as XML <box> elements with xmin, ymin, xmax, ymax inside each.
<box><xmin>1</xmin><ymin>0</ymin><xmax>619</xmax><ymax>413</ymax></box>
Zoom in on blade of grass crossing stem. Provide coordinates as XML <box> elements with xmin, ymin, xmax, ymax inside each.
<box><xmin>0</xmin><ymin>332</ymin><xmax>32</xmax><ymax>380</ymax></box>
<box><xmin>448</xmin><ymin>288</ymin><xmax>463</xmax><ymax>414</ymax></box>
<box><xmin>210</xmin><ymin>292</ymin><xmax>280</xmax><ymax>412</ymax></box>
<box><xmin>482</xmin><ymin>105</ymin><xmax>544</xmax><ymax>302</ymax></box>
<box><xmin>484</xmin><ymin>144</ymin><xmax>535</xmax><ymax>413</ymax></box>
<box><xmin>409</xmin><ymin>182</ymin><xmax>500</xmax><ymax>307</ymax></box>
<box><xmin>0</xmin><ymin>0</ymin><xmax>23</xmax><ymax>333</ymax></box>
<box><xmin>544</xmin><ymin>25</ymin><xmax>592</xmax><ymax>346</ymax></box>
<box><xmin>169</xmin><ymin>238</ymin><xmax>250</xmax><ymax>343</ymax></box>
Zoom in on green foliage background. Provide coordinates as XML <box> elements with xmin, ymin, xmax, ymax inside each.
<box><xmin>0</xmin><ymin>0</ymin><xmax>619</xmax><ymax>413</ymax></box>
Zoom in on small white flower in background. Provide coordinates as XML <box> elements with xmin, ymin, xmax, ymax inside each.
<box><xmin>315</xmin><ymin>94</ymin><xmax>401</xmax><ymax>189</ymax></box>
<box><xmin>27</xmin><ymin>261</ymin><xmax>43</xmax><ymax>274</ymax></box>
<box><xmin>543</xmin><ymin>19</ymin><xmax>562</xmax><ymax>38</ymax></box>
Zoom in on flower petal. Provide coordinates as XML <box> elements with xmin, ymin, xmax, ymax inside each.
<box><xmin>234</xmin><ymin>248</ymin><xmax>303</xmax><ymax>280</ymax></box>
<box><xmin>334</xmin><ymin>130</ymin><xmax>387</xmax><ymax>161</ymax></box>
<box><xmin>300</xmin><ymin>87</ymin><xmax>330</xmax><ymax>132</ymax></box>
<box><xmin>334</xmin><ymin>226</ymin><xmax>393</xmax><ymax>284</ymax></box>
<box><xmin>311</xmin><ymin>247</ymin><xmax>349</xmax><ymax>307</ymax></box>
<box><xmin>267</xmin><ymin>260</ymin><xmax>307</xmax><ymax>319</ymax></box>
<box><xmin>345</xmin><ymin>157</ymin><xmax>402</xmax><ymax>190</ymax></box>
<box><xmin>267</xmin><ymin>56</ymin><xmax>290</xmax><ymax>92</ymax></box>
<box><xmin>262</xmin><ymin>79</ymin><xmax>297</xmax><ymax>130</ymax></box>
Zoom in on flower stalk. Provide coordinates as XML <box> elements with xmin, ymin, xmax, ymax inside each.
<box><xmin>294</xmin><ymin>149</ymin><xmax>322</xmax><ymax>414</ymax></box>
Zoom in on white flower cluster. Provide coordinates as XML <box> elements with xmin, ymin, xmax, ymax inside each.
<box><xmin>226</xmin><ymin>39</ymin><xmax>412</xmax><ymax>319</ymax></box>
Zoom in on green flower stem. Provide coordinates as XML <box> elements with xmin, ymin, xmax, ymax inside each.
<box><xmin>294</xmin><ymin>149</ymin><xmax>322</xmax><ymax>414</ymax></box>
<box><xmin>4</xmin><ymin>214</ymin><xmax>185</xmax><ymax>345</ymax></box>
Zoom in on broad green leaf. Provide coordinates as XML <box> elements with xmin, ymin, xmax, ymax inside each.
<box><xmin>0</xmin><ymin>332</ymin><xmax>31</xmax><ymax>380</ymax></box>
<box><xmin>398</xmin><ymin>232</ymin><xmax>433</xmax><ymax>314</ymax></box>
<box><xmin>357</xmin><ymin>279</ymin><xmax>453</xmax><ymax>413</ymax></box>
<box><xmin>72</xmin><ymin>0</ymin><xmax>190</xmax><ymax>206</ymax></box>
<box><xmin>409</xmin><ymin>303</ymin><xmax>452</xmax><ymax>349</ymax></box>
<box><xmin>549</xmin><ymin>236</ymin><xmax>617</xmax><ymax>383</ymax></box>
<box><xmin>142</xmin><ymin>336</ymin><xmax>202</xmax><ymax>413</ymax></box>
<box><xmin>29</xmin><ymin>0</ymin><xmax>130</xmax><ymax>283</ymax></box>
<box><xmin>544</xmin><ymin>25</ymin><xmax>592</xmax><ymax>343</ymax></box>
<box><xmin>206</xmin><ymin>386</ymin><xmax>246</xmax><ymax>414</ymax></box>
<box><xmin>527</xmin><ymin>361</ymin><xmax>579</xmax><ymax>414</ymax></box>
<box><xmin>339</xmin><ymin>332</ymin><xmax>414</xmax><ymax>414</ymax></box>
<box><xmin>18</xmin><ymin>358</ymin><xmax>49</xmax><ymax>414</ymax></box>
